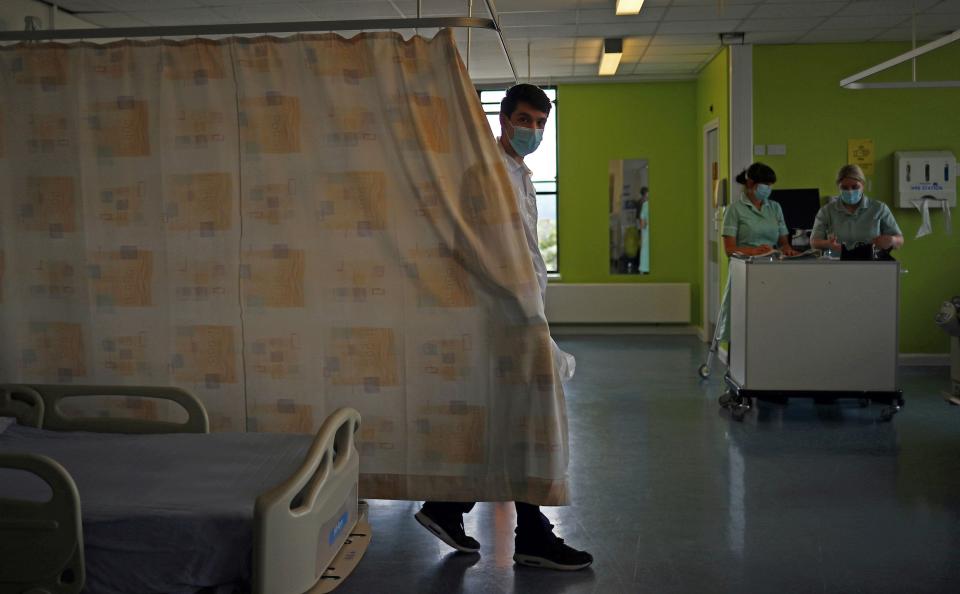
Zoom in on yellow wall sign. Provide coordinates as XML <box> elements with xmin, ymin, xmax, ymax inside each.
<box><xmin>847</xmin><ymin>139</ymin><xmax>875</xmax><ymax>176</ymax></box>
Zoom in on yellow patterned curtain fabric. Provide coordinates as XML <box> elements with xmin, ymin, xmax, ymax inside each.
<box><xmin>0</xmin><ymin>30</ymin><xmax>569</xmax><ymax>505</ymax></box>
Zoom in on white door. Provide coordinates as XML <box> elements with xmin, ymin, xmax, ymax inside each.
<box><xmin>705</xmin><ymin>126</ymin><xmax>720</xmax><ymax>338</ymax></box>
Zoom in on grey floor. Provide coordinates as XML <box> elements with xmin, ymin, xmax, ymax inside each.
<box><xmin>339</xmin><ymin>336</ymin><xmax>960</xmax><ymax>594</ymax></box>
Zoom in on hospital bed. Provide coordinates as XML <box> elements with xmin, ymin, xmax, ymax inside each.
<box><xmin>0</xmin><ymin>384</ymin><xmax>370</xmax><ymax>594</ymax></box>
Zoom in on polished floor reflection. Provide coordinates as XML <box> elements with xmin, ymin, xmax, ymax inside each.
<box><xmin>339</xmin><ymin>336</ymin><xmax>960</xmax><ymax>594</ymax></box>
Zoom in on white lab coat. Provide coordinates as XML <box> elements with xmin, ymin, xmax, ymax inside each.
<box><xmin>498</xmin><ymin>141</ymin><xmax>576</xmax><ymax>381</ymax></box>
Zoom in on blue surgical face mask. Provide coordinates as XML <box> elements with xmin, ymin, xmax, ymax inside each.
<box><xmin>754</xmin><ymin>184</ymin><xmax>772</xmax><ymax>202</ymax></box>
<box><xmin>507</xmin><ymin>121</ymin><xmax>543</xmax><ymax>157</ymax></box>
<box><xmin>840</xmin><ymin>188</ymin><xmax>862</xmax><ymax>205</ymax></box>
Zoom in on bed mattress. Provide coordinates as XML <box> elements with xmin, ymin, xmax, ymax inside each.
<box><xmin>0</xmin><ymin>421</ymin><xmax>313</xmax><ymax>594</ymax></box>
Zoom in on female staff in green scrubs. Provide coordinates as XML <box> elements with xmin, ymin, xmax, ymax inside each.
<box><xmin>810</xmin><ymin>164</ymin><xmax>904</xmax><ymax>253</ymax></box>
<box><xmin>722</xmin><ymin>162</ymin><xmax>799</xmax><ymax>257</ymax></box>
<box><xmin>716</xmin><ymin>163</ymin><xmax>797</xmax><ymax>343</ymax></box>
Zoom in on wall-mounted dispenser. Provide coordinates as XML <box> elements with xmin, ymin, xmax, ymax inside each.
<box><xmin>895</xmin><ymin>151</ymin><xmax>956</xmax><ymax>208</ymax></box>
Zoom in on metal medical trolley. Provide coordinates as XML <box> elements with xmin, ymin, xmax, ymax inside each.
<box><xmin>720</xmin><ymin>258</ymin><xmax>904</xmax><ymax>421</ymax></box>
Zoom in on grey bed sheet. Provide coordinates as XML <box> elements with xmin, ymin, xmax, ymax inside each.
<box><xmin>0</xmin><ymin>421</ymin><xmax>313</xmax><ymax>594</ymax></box>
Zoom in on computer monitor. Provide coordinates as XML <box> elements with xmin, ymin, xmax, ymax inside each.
<box><xmin>770</xmin><ymin>188</ymin><xmax>822</xmax><ymax>232</ymax></box>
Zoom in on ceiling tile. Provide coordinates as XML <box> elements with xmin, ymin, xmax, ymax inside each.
<box><xmin>499</xmin><ymin>11</ymin><xmax>580</xmax><ymax>27</ymax></box>
<box><xmin>738</xmin><ymin>17</ymin><xmax>826</xmax><ymax>32</ymax></box>
<box><xmin>651</xmin><ymin>33</ymin><xmax>724</xmax><ymax>45</ymax></box>
<box><xmin>927</xmin><ymin>0</ymin><xmax>960</xmax><ymax>13</ymax></box>
<box><xmin>209</xmin><ymin>3</ymin><xmax>313</xmax><ymax>22</ymax></box>
<box><xmin>750</xmin><ymin>2</ymin><xmax>846</xmax><ymax>18</ymax></box>
<box><xmin>80</xmin><ymin>12</ymin><xmax>150</xmax><ymax>27</ymax></box>
<box><xmin>644</xmin><ymin>43</ymin><xmax>717</xmax><ymax>54</ymax></box>
<box><xmin>504</xmin><ymin>25</ymin><xmax>580</xmax><ymax>39</ymax></box>
<box><xmin>125</xmin><ymin>8</ymin><xmax>226</xmax><ymax>25</ymax></box>
<box><xmin>497</xmin><ymin>0</ymin><xmax>582</xmax><ymax>11</ymax></box>
<box><xmin>49</xmin><ymin>0</ymin><xmax>118</xmax><ymax>10</ymax></box>
<box><xmin>642</xmin><ymin>52</ymin><xmax>712</xmax><ymax>63</ymax></box>
<box><xmin>103</xmin><ymin>0</ymin><xmax>200</xmax><ymax>9</ymax></box>
<box><xmin>838</xmin><ymin>0</ymin><xmax>941</xmax><ymax>16</ymax></box>
<box><xmin>527</xmin><ymin>38</ymin><xmax>579</xmax><ymax>51</ymax></box>
<box><xmin>670</xmin><ymin>0</ymin><xmax>761</xmax><ymax>5</ymax></box>
<box><xmin>743</xmin><ymin>31</ymin><xmax>806</xmax><ymax>44</ymax></box>
<box><xmin>632</xmin><ymin>62</ymin><xmax>699</xmax><ymax>73</ymax></box>
<box><xmin>656</xmin><ymin>19</ymin><xmax>744</xmax><ymax>34</ymax></box>
<box><xmin>800</xmin><ymin>28</ymin><xmax>889</xmax><ymax>43</ymax></box>
<box><xmin>664</xmin><ymin>5</ymin><xmax>756</xmax><ymax>21</ymax></box>
<box><xmin>914</xmin><ymin>12</ymin><xmax>960</xmax><ymax>29</ymax></box>
<box><xmin>870</xmin><ymin>27</ymin><xmax>950</xmax><ymax>42</ymax></box>
<box><xmin>576</xmin><ymin>22</ymin><xmax>659</xmax><ymax>36</ymax></box>
<box><xmin>817</xmin><ymin>15</ymin><xmax>913</xmax><ymax>29</ymax></box>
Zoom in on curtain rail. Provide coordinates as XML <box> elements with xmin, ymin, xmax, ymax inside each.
<box><xmin>0</xmin><ymin>16</ymin><xmax>496</xmax><ymax>42</ymax></box>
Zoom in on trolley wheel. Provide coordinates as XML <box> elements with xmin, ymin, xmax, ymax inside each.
<box><xmin>718</xmin><ymin>391</ymin><xmax>733</xmax><ymax>408</ymax></box>
<box><xmin>879</xmin><ymin>406</ymin><xmax>899</xmax><ymax>422</ymax></box>
<box><xmin>698</xmin><ymin>364</ymin><xmax>711</xmax><ymax>379</ymax></box>
<box><xmin>858</xmin><ymin>398</ymin><xmax>870</xmax><ymax>408</ymax></box>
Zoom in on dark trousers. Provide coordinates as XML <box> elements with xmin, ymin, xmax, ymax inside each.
<box><xmin>422</xmin><ymin>500</ymin><xmax>552</xmax><ymax>538</ymax></box>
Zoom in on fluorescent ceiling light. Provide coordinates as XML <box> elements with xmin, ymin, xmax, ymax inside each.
<box><xmin>599</xmin><ymin>38</ymin><xmax>623</xmax><ymax>76</ymax></box>
<box><xmin>616</xmin><ymin>0</ymin><xmax>645</xmax><ymax>15</ymax></box>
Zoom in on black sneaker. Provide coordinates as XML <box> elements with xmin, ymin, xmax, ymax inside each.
<box><xmin>514</xmin><ymin>533</ymin><xmax>593</xmax><ymax>571</ymax></box>
<box><xmin>415</xmin><ymin>508</ymin><xmax>481</xmax><ymax>553</ymax></box>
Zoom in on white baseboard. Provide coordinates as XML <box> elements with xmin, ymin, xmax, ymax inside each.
<box><xmin>549</xmin><ymin>324</ymin><xmax>700</xmax><ymax>336</ymax></box>
<box><xmin>899</xmin><ymin>353</ymin><xmax>950</xmax><ymax>366</ymax></box>
<box><xmin>545</xmin><ymin>283</ymin><xmax>690</xmax><ymax>324</ymax></box>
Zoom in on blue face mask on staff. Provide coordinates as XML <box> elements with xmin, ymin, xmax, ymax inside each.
<box><xmin>840</xmin><ymin>188</ymin><xmax>862</xmax><ymax>205</ymax></box>
<box><xmin>506</xmin><ymin>120</ymin><xmax>543</xmax><ymax>157</ymax></box>
<box><xmin>754</xmin><ymin>183</ymin><xmax>772</xmax><ymax>202</ymax></box>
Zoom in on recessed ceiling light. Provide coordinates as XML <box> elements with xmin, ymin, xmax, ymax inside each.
<box><xmin>615</xmin><ymin>0</ymin><xmax>645</xmax><ymax>16</ymax></box>
<box><xmin>599</xmin><ymin>38</ymin><xmax>623</xmax><ymax>76</ymax></box>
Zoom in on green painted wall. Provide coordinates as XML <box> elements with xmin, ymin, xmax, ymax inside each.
<box><xmin>556</xmin><ymin>81</ymin><xmax>700</xmax><ymax>324</ymax></box>
<box><xmin>696</xmin><ymin>49</ymin><xmax>729</xmax><ymax>333</ymax></box>
<box><xmin>754</xmin><ymin>43</ymin><xmax>960</xmax><ymax>353</ymax></box>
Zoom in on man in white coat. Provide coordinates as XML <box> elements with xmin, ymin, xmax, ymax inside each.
<box><xmin>415</xmin><ymin>84</ymin><xmax>591</xmax><ymax>571</ymax></box>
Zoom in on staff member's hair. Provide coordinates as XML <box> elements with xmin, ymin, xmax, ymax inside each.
<box><xmin>735</xmin><ymin>162</ymin><xmax>777</xmax><ymax>186</ymax></box>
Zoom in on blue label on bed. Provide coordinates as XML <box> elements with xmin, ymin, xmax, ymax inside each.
<box><xmin>328</xmin><ymin>511</ymin><xmax>350</xmax><ymax>546</ymax></box>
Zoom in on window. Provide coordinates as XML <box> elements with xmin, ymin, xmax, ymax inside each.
<box><xmin>480</xmin><ymin>88</ymin><xmax>558</xmax><ymax>273</ymax></box>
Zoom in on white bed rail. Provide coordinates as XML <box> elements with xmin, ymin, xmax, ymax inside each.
<box><xmin>16</xmin><ymin>384</ymin><xmax>209</xmax><ymax>434</ymax></box>
<box><xmin>0</xmin><ymin>453</ymin><xmax>84</xmax><ymax>594</ymax></box>
<box><xmin>253</xmin><ymin>407</ymin><xmax>363</xmax><ymax>594</ymax></box>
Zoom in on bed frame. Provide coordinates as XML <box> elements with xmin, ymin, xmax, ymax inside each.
<box><xmin>0</xmin><ymin>384</ymin><xmax>370</xmax><ymax>594</ymax></box>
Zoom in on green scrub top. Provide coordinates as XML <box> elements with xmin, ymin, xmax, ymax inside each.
<box><xmin>722</xmin><ymin>195</ymin><xmax>788</xmax><ymax>247</ymax></box>
<box><xmin>811</xmin><ymin>196</ymin><xmax>902</xmax><ymax>247</ymax></box>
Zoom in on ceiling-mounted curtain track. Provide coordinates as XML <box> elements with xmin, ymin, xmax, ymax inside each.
<box><xmin>840</xmin><ymin>28</ymin><xmax>960</xmax><ymax>89</ymax></box>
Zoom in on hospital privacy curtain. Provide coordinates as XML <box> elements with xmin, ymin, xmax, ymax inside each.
<box><xmin>0</xmin><ymin>30</ymin><xmax>570</xmax><ymax>505</ymax></box>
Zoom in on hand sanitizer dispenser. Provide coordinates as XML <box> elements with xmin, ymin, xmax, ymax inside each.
<box><xmin>895</xmin><ymin>151</ymin><xmax>957</xmax><ymax>208</ymax></box>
